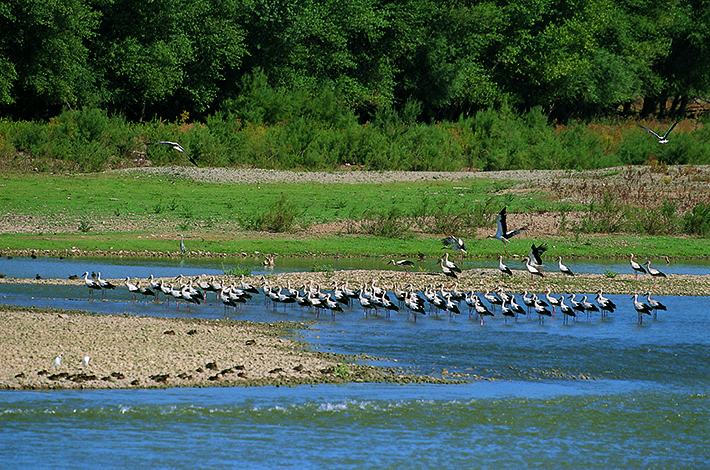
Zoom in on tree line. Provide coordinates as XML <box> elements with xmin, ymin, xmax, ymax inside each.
<box><xmin>2</xmin><ymin>0</ymin><xmax>709</xmax><ymax>123</ymax></box>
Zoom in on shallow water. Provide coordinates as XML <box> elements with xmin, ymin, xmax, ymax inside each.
<box><xmin>2</xmin><ymin>254</ymin><xmax>708</xmax><ymax>280</ymax></box>
<box><xmin>1</xmin><ymin>258</ymin><xmax>709</xmax><ymax>468</ymax></box>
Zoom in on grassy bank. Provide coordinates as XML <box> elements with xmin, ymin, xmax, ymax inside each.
<box><xmin>1</xmin><ymin>167</ymin><xmax>709</xmax><ymax>260</ymax></box>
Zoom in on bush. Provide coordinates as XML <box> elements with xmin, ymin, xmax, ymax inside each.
<box><xmin>683</xmin><ymin>203</ymin><xmax>710</xmax><ymax>237</ymax></box>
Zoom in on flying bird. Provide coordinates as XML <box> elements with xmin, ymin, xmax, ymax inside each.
<box><xmin>151</xmin><ymin>141</ymin><xmax>198</xmax><ymax>166</ymax></box>
<box><xmin>487</xmin><ymin>207</ymin><xmax>527</xmax><ymax>254</ymax></box>
<box><xmin>442</xmin><ymin>236</ymin><xmax>467</xmax><ymax>260</ymax></box>
<box><xmin>639</xmin><ymin>121</ymin><xmax>679</xmax><ymax>144</ymax></box>
<box><xmin>529</xmin><ymin>243</ymin><xmax>548</xmax><ymax>267</ymax></box>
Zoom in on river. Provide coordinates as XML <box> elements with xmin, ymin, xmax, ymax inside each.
<box><xmin>1</xmin><ymin>256</ymin><xmax>708</xmax><ymax>468</ymax></box>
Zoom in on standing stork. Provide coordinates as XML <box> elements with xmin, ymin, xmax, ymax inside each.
<box><xmin>646</xmin><ymin>292</ymin><xmax>667</xmax><ymax>319</ymax></box>
<box><xmin>125</xmin><ymin>277</ymin><xmax>140</xmax><ymax>303</ymax></box>
<box><xmin>83</xmin><ymin>271</ymin><xmax>103</xmax><ymax>301</ymax></box>
<box><xmin>387</xmin><ymin>259</ymin><xmax>415</xmax><ymax>279</ymax></box>
<box><xmin>644</xmin><ymin>261</ymin><xmax>666</xmax><ymax>288</ymax></box>
<box><xmin>442</xmin><ymin>253</ymin><xmax>462</xmax><ymax>273</ymax></box>
<box><xmin>639</xmin><ymin>121</ymin><xmax>679</xmax><ymax>144</ymax></box>
<box><xmin>442</xmin><ymin>235</ymin><xmax>467</xmax><ymax>261</ymax></box>
<box><xmin>487</xmin><ymin>207</ymin><xmax>527</xmax><ymax>254</ymax></box>
<box><xmin>498</xmin><ymin>255</ymin><xmax>513</xmax><ymax>276</ymax></box>
<box><xmin>439</xmin><ymin>258</ymin><xmax>458</xmax><ymax>279</ymax></box>
<box><xmin>631</xmin><ymin>294</ymin><xmax>653</xmax><ymax>325</ymax></box>
<box><xmin>96</xmin><ymin>272</ymin><xmax>116</xmax><ymax>300</ymax></box>
<box><xmin>629</xmin><ymin>254</ymin><xmax>646</xmax><ymax>280</ymax></box>
<box><xmin>180</xmin><ymin>234</ymin><xmax>186</xmax><ymax>254</ymax></box>
<box><xmin>557</xmin><ymin>256</ymin><xmax>574</xmax><ymax>276</ymax></box>
<box><xmin>523</xmin><ymin>256</ymin><xmax>545</xmax><ymax>282</ymax></box>
<box><xmin>151</xmin><ymin>141</ymin><xmax>198</xmax><ymax>166</ymax></box>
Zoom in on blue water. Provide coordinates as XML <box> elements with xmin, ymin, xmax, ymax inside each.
<box><xmin>2</xmin><ymin>254</ymin><xmax>707</xmax><ymax>280</ymax></box>
<box><xmin>1</xmin><ymin>257</ymin><xmax>709</xmax><ymax>468</ymax></box>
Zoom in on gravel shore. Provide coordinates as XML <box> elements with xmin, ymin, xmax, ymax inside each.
<box><xmin>0</xmin><ymin>305</ymin><xmax>436</xmax><ymax>391</ymax></box>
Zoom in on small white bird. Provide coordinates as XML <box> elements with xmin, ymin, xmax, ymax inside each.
<box><xmin>82</xmin><ymin>356</ymin><xmax>91</xmax><ymax>367</ymax></box>
<box><xmin>53</xmin><ymin>354</ymin><xmax>62</xmax><ymax>370</ymax></box>
<box><xmin>639</xmin><ymin>121</ymin><xmax>679</xmax><ymax>144</ymax></box>
<box><xmin>152</xmin><ymin>141</ymin><xmax>198</xmax><ymax>165</ymax></box>
<box><xmin>180</xmin><ymin>234</ymin><xmax>186</xmax><ymax>254</ymax></box>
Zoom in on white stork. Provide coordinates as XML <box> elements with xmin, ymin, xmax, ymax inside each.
<box><xmin>487</xmin><ymin>207</ymin><xmax>527</xmax><ymax>254</ymax></box>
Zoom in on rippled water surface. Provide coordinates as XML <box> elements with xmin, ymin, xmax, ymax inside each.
<box><xmin>1</xmin><ymin>257</ymin><xmax>709</xmax><ymax>468</ymax></box>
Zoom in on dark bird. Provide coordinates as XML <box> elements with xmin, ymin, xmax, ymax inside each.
<box><xmin>639</xmin><ymin>121</ymin><xmax>679</xmax><ymax>144</ymax></box>
<box><xmin>529</xmin><ymin>243</ymin><xmax>547</xmax><ymax>267</ymax></box>
<box><xmin>487</xmin><ymin>207</ymin><xmax>527</xmax><ymax>254</ymax></box>
<box><xmin>152</xmin><ymin>141</ymin><xmax>198</xmax><ymax>166</ymax></box>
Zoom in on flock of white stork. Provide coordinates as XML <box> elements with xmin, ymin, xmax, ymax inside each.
<box><xmin>80</xmin><ymin>207</ymin><xmax>668</xmax><ymax>326</ymax></box>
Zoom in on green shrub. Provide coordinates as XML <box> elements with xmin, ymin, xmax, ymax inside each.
<box><xmin>683</xmin><ymin>203</ymin><xmax>710</xmax><ymax>237</ymax></box>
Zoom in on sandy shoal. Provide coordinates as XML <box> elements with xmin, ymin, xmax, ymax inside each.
<box><xmin>0</xmin><ymin>307</ymin><xmax>396</xmax><ymax>390</ymax></box>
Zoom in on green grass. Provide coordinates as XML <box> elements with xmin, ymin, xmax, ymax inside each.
<box><xmin>0</xmin><ymin>172</ymin><xmax>708</xmax><ymax>259</ymax></box>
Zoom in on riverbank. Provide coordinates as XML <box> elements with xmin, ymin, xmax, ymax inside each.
<box><xmin>0</xmin><ymin>305</ymin><xmax>457</xmax><ymax>391</ymax></box>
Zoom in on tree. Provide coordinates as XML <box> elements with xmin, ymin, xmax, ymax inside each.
<box><xmin>0</xmin><ymin>0</ymin><xmax>98</xmax><ymax>118</ymax></box>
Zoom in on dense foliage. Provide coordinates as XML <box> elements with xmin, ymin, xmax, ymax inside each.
<box><xmin>2</xmin><ymin>0</ymin><xmax>709</xmax><ymax>122</ymax></box>
<box><xmin>2</xmin><ymin>0</ymin><xmax>710</xmax><ymax>173</ymax></box>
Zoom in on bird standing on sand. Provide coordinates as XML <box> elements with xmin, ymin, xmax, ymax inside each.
<box><xmin>498</xmin><ymin>255</ymin><xmax>513</xmax><ymax>276</ymax></box>
<box><xmin>53</xmin><ymin>354</ymin><xmax>62</xmax><ymax>370</ymax></box>
<box><xmin>629</xmin><ymin>254</ymin><xmax>646</xmax><ymax>280</ymax></box>
<box><xmin>639</xmin><ymin>121</ymin><xmax>679</xmax><ymax>144</ymax></box>
<box><xmin>523</xmin><ymin>256</ymin><xmax>545</xmax><ymax>282</ymax></box>
<box><xmin>151</xmin><ymin>141</ymin><xmax>198</xmax><ymax>166</ymax></box>
<box><xmin>487</xmin><ymin>207</ymin><xmax>527</xmax><ymax>254</ymax></box>
<box><xmin>557</xmin><ymin>256</ymin><xmax>574</xmax><ymax>276</ymax></box>
<box><xmin>82</xmin><ymin>356</ymin><xmax>91</xmax><ymax>368</ymax></box>
<box><xmin>645</xmin><ymin>261</ymin><xmax>666</xmax><ymax>288</ymax></box>
<box><xmin>439</xmin><ymin>258</ymin><xmax>458</xmax><ymax>279</ymax></box>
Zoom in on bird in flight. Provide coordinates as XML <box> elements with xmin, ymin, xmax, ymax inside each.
<box><xmin>639</xmin><ymin>121</ymin><xmax>679</xmax><ymax>144</ymax></box>
<box><xmin>487</xmin><ymin>207</ymin><xmax>527</xmax><ymax>254</ymax></box>
<box><xmin>442</xmin><ymin>236</ymin><xmax>467</xmax><ymax>260</ymax></box>
<box><xmin>152</xmin><ymin>141</ymin><xmax>198</xmax><ymax>166</ymax></box>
